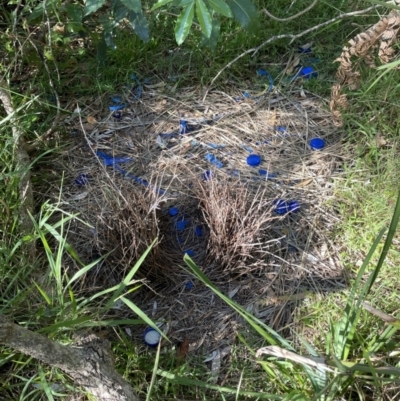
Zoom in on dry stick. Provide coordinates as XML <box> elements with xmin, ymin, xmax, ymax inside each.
<box><xmin>205</xmin><ymin>4</ymin><xmax>379</xmax><ymax>101</ymax></box>
<box><xmin>261</xmin><ymin>0</ymin><xmax>318</xmax><ymax>22</ymax></box>
<box><xmin>0</xmin><ymin>316</ymin><xmax>140</xmax><ymax>401</ymax></box>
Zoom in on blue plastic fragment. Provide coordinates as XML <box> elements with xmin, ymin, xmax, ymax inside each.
<box><xmin>288</xmin><ymin>200</ymin><xmax>300</xmax><ymax>213</ymax></box>
<box><xmin>208</xmin><ymin>143</ymin><xmax>226</xmax><ymax>149</ymax></box>
<box><xmin>169</xmin><ymin>207</ymin><xmax>179</xmax><ymax>217</ymax></box>
<box><xmin>177</xmin><ymin>220</ymin><xmax>189</xmax><ymax>231</ymax></box>
<box><xmin>180</xmin><ymin>120</ymin><xmax>189</xmax><ymax>134</ymax></box>
<box><xmin>299</xmin><ymin>66</ymin><xmax>317</xmax><ymax>79</ymax></box>
<box><xmin>109</xmin><ymin>104</ymin><xmax>126</xmax><ymax>111</ymax></box>
<box><xmin>75</xmin><ymin>173</ymin><xmax>89</xmax><ymax>186</ymax></box>
<box><xmin>257</xmin><ymin>69</ymin><xmax>274</xmax><ymax>94</ymax></box>
<box><xmin>203</xmin><ymin>170</ymin><xmax>214</xmax><ymax>180</ymax></box>
<box><xmin>259</xmin><ymin>169</ymin><xmax>277</xmax><ymax>178</ymax></box>
<box><xmin>185</xmin><ymin>249</ymin><xmax>195</xmax><ymax>257</ymax></box>
<box><xmin>195</xmin><ymin>226</ymin><xmax>203</xmax><ymax>237</ymax></box>
<box><xmin>243</xmin><ymin>91</ymin><xmax>250</xmax><ymax>98</ymax></box>
<box><xmin>205</xmin><ymin>153</ymin><xmax>223</xmax><ymax>168</ymax></box>
<box><xmin>274</xmin><ymin>199</ymin><xmax>289</xmax><ymax>215</ymax></box>
<box><xmin>185</xmin><ymin>281</ymin><xmax>194</xmax><ymax>290</ymax></box>
<box><xmin>275</xmin><ymin>126</ymin><xmax>287</xmax><ymax>132</ymax></box>
<box><xmin>113</xmin><ymin>111</ymin><xmax>122</xmax><ymax>120</ymax></box>
<box><xmin>111</xmin><ymin>96</ymin><xmax>122</xmax><ymax>103</ymax></box>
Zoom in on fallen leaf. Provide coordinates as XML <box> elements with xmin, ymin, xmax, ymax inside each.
<box><xmin>87</xmin><ymin>115</ymin><xmax>97</xmax><ymax>124</ymax></box>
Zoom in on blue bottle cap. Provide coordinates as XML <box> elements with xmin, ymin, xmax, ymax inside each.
<box><xmin>169</xmin><ymin>207</ymin><xmax>179</xmax><ymax>217</ymax></box>
<box><xmin>288</xmin><ymin>200</ymin><xmax>300</xmax><ymax>213</ymax></box>
<box><xmin>247</xmin><ymin>154</ymin><xmax>261</xmax><ymax>167</ymax></box>
<box><xmin>144</xmin><ymin>328</ymin><xmax>161</xmax><ymax>347</ymax></box>
<box><xmin>300</xmin><ymin>66</ymin><xmax>317</xmax><ymax>78</ymax></box>
<box><xmin>310</xmin><ymin>138</ymin><xmax>325</xmax><ymax>150</ymax></box>
<box><xmin>195</xmin><ymin>226</ymin><xmax>203</xmax><ymax>237</ymax></box>
<box><xmin>185</xmin><ymin>281</ymin><xmax>194</xmax><ymax>290</ymax></box>
<box><xmin>185</xmin><ymin>249</ymin><xmax>195</xmax><ymax>257</ymax></box>
<box><xmin>75</xmin><ymin>173</ymin><xmax>89</xmax><ymax>186</ymax></box>
<box><xmin>274</xmin><ymin>199</ymin><xmax>289</xmax><ymax>215</ymax></box>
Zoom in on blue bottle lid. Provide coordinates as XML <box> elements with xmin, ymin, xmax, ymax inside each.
<box><xmin>75</xmin><ymin>173</ymin><xmax>89</xmax><ymax>186</ymax></box>
<box><xmin>288</xmin><ymin>200</ymin><xmax>300</xmax><ymax>213</ymax></box>
<box><xmin>274</xmin><ymin>199</ymin><xmax>289</xmax><ymax>215</ymax></box>
<box><xmin>144</xmin><ymin>327</ymin><xmax>161</xmax><ymax>347</ymax></box>
<box><xmin>169</xmin><ymin>207</ymin><xmax>179</xmax><ymax>217</ymax></box>
<box><xmin>185</xmin><ymin>281</ymin><xmax>194</xmax><ymax>290</ymax></box>
<box><xmin>300</xmin><ymin>66</ymin><xmax>317</xmax><ymax>78</ymax></box>
<box><xmin>185</xmin><ymin>249</ymin><xmax>195</xmax><ymax>257</ymax></box>
<box><xmin>310</xmin><ymin>138</ymin><xmax>325</xmax><ymax>150</ymax></box>
<box><xmin>247</xmin><ymin>154</ymin><xmax>261</xmax><ymax>167</ymax></box>
<box><xmin>176</xmin><ymin>221</ymin><xmax>186</xmax><ymax>231</ymax></box>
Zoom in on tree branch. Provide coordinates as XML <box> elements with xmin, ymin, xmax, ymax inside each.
<box><xmin>0</xmin><ymin>316</ymin><xmax>140</xmax><ymax>401</ymax></box>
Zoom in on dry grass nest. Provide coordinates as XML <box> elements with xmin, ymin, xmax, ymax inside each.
<box><xmin>38</xmin><ymin>81</ymin><xmax>347</xmax><ymax>356</ymax></box>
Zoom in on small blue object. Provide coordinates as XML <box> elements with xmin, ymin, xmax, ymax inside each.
<box><xmin>113</xmin><ymin>111</ymin><xmax>122</xmax><ymax>120</ymax></box>
<box><xmin>195</xmin><ymin>226</ymin><xmax>203</xmax><ymax>237</ymax></box>
<box><xmin>274</xmin><ymin>199</ymin><xmax>289</xmax><ymax>215</ymax></box>
<box><xmin>185</xmin><ymin>281</ymin><xmax>194</xmax><ymax>290</ymax></box>
<box><xmin>205</xmin><ymin>153</ymin><xmax>223</xmax><ymax>168</ymax></box>
<box><xmin>288</xmin><ymin>200</ymin><xmax>300</xmax><ymax>213</ymax></box>
<box><xmin>180</xmin><ymin>120</ymin><xmax>189</xmax><ymax>134</ymax></box>
<box><xmin>143</xmin><ymin>327</ymin><xmax>161</xmax><ymax>347</ymax></box>
<box><xmin>203</xmin><ymin>170</ymin><xmax>214</xmax><ymax>180</ymax></box>
<box><xmin>130</xmin><ymin>74</ymin><xmax>143</xmax><ymax>101</ymax></box>
<box><xmin>96</xmin><ymin>151</ymin><xmax>132</xmax><ymax>166</ymax></box>
<box><xmin>310</xmin><ymin>138</ymin><xmax>325</xmax><ymax>150</ymax></box>
<box><xmin>111</xmin><ymin>96</ymin><xmax>122</xmax><ymax>103</ymax></box>
<box><xmin>177</xmin><ymin>221</ymin><xmax>187</xmax><ymax>231</ymax></box>
<box><xmin>299</xmin><ymin>66</ymin><xmax>317</xmax><ymax>79</ymax></box>
<box><xmin>169</xmin><ymin>207</ymin><xmax>179</xmax><ymax>217</ymax></box>
<box><xmin>109</xmin><ymin>104</ymin><xmax>126</xmax><ymax>111</ymax></box>
<box><xmin>259</xmin><ymin>169</ymin><xmax>277</xmax><ymax>178</ymax></box>
<box><xmin>75</xmin><ymin>173</ymin><xmax>89</xmax><ymax>186</ymax></box>
<box><xmin>275</xmin><ymin>126</ymin><xmax>287</xmax><ymax>132</ymax></box>
<box><xmin>185</xmin><ymin>249</ymin><xmax>195</xmax><ymax>257</ymax></box>
<box><xmin>247</xmin><ymin>154</ymin><xmax>261</xmax><ymax>167</ymax></box>
<box><xmin>243</xmin><ymin>91</ymin><xmax>250</xmax><ymax>98</ymax></box>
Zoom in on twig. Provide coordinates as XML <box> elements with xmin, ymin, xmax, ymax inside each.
<box><xmin>205</xmin><ymin>3</ymin><xmax>379</xmax><ymax>100</ymax></box>
<box><xmin>261</xmin><ymin>0</ymin><xmax>318</xmax><ymax>22</ymax></box>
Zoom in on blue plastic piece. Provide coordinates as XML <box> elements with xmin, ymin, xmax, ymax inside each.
<box><xmin>205</xmin><ymin>153</ymin><xmax>223</xmax><ymax>168</ymax></box>
<box><xmin>243</xmin><ymin>91</ymin><xmax>250</xmax><ymax>98</ymax></box>
<box><xmin>75</xmin><ymin>173</ymin><xmax>89</xmax><ymax>186</ymax></box>
<box><xmin>130</xmin><ymin>74</ymin><xmax>143</xmax><ymax>101</ymax></box>
<box><xmin>247</xmin><ymin>154</ymin><xmax>261</xmax><ymax>167</ymax></box>
<box><xmin>185</xmin><ymin>281</ymin><xmax>194</xmax><ymax>290</ymax></box>
<box><xmin>256</xmin><ymin>69</ymin><xmax>274</xmax><ymax>94</ymax></box>
<box><xmin>274</xmin><ymin>199</ymin><xmax>289</xmax><ymax>215</ymax></box>
<box><xmin>195</xmin><ymin>226</ymin><xmax>203</xmax><ymax>237</ymax></box>
<box><xmin>288</xmin><ymin>200</ymin><xmax>300</xmax><ymax>213</ymax></box>
<box><xmin>169</xmin><ymin>207</ymin><xmax>179</xmax><ymax>217</ymax></box>
<box><xmin>310</xmin><ymin>138</ymin><xmax>325</xmax><ymax>150</ymax></box>
<box><xmin>109</xmin><ymin>104</ymin><xmax>126</xmax><ymax>111</ymax></box>
<box><xmin>299</xmin><ymin>66</ymin><xmax>318</xmax><ymax>79</ymax></box>
<box><xmin>177</xmin><ymin>220</ymin><xmax>188</xmax><ymax>231</ymax></box>
<box><xmin>202</xmin><ymin>170</ymin><xmax>214</xmax><ymax>180</ymax></box>
<box><xmin>259</xmin><ymin>169</ymin><xmax>277</xmax><ymax>178</ymax></box>
<box><xmin>180</xmin><ymin>120</ymin><xmax>189</xmax><ymax>134</ymax></box>
<box><xmin>275</xmin><ymin>126</ymin><xmax>287</xmax><ymax>132</ymax></box>
<box><xmin>113</xmin><ymin>111</ymin><xmax>122</xmax><ymax>120</ymax></box>
<box><xmin>111</xmin><ymin>96</ymin><xmax>122</xmax><ymax>103</ymax></box>
<box><xmin>185</xmin><ymin>249</ymin><xmax>195</xmax><ymax>257</ymax></box>
<box><xmin>208</xmin><ymin>143</ymin><xmax>226</xmax><ymax>149</ymax></box>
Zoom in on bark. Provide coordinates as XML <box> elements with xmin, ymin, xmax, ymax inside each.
<box><xmin>0</xmin><ymin>316</ymin><xmax>140</xmax><ymax>401</ymax></box>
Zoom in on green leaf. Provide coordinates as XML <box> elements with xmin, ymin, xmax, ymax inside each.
<box><xmin>175</xmin><ymin>2</ymin><xmax>195</xmax><ymax>45</ymax></box>
<box><xmin>120</xmin><ymin>0</ymin><xmax>142</xmax><ymax>12</ymax></box>
<box><xmin>129</xmin><ymin>10</ymin><xmax>150</xmax><ymax>41</ymax></box>
<box><xmin>208</xmin><ymin>0</ymin><xmax>232</xmax><ymax>17</ymax></box>
<box><xmin>151</xmin><ymin>0</ymin><xmax>174</xmax><ymax>11</ymax></box>
<box><xmin>64</xmin><ymin>3</ymin><xmax>83</xmax><ymax>23</ymax></box>
<box><xmin>84</xmin><ymin>0</ymin><xmax>106</xmax><ymax>17</ymax></box>
<box><xmin>225</xmin><ymin>0</ymin><xmax>258</xmax><ymax>32</ymax></box>
<box><xmin>200</xmin><ymin>18</ymin><xmax>220</xmax><ymax>49</ymax></box>
<box><xmin>113</xmin><ymin>1</ymin><xmax>129</xmax><ymax>22</ymax></box>
<box><xmin>196</xmin><ymin>0</ymin><xmax>212</xmax><ymax>38</ymax></box>
<box><xmin>28</xmin><ymin>0</ymin><xmax>60</xmax><ymax>22</ymax></box>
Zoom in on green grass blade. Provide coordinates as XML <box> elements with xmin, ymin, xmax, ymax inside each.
<box><xmin>105</xmin><ymin>239</ymin><xmax>156</xmax><ymax>310</ymax></box>
<box><xmin>146</xmin><ymin>342</ymin><xmax>161</xmax><ymax>401</ymax></box>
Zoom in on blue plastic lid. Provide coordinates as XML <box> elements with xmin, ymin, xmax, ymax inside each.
<box><xmin>185</xmin><ymin>281</ymin><xmax>194</xmax><ymax>290</ymax></box>
<box><xmin>75</xmin><ymin>174</ymin><xmax>89</xmax><ymax>186</ymax></box>
<box><xmin>176</xmin><ymin>221</ymin><xmax>187</xmax><ymax>231</ymax></box>
<box><xmin>247</xmin><ymin>154</ymin><xmax>261</xmax><ymax>167</ymax></box>
<box><xmin>169</xmin><ymin>207</ymin><xmax>179</xmax><ymax>217</ymax></box>
<box><xmin>144</xmin><ymin>328</ymin><xmax>161</xmax><ymax>347</ymax></box>
<box><xmin>310</xmin><ymin>138</ymin><xmax>325</xmax><ymax>150</ymax></box>
<box><xmin>288</xmin><ymin>200</ymin><xmax>300</xmax><ymax>213</ymax></box>
<box><xmin>300</xmin><ymin>66</ymin><xmax>317</xmax><ymax>78</ymax></box>
<box><xmin>185</xmin><ymin>249</ymin><xmax>195</xmax><ymax>257</ymax></box>
<box><xmin>274</xmin><ymin>199</ymin><xmax>289</xmax><ymax>215</ymax></box>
